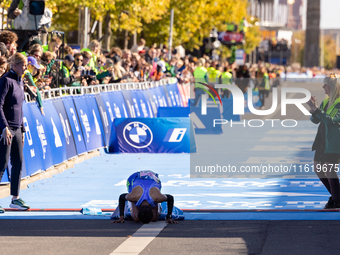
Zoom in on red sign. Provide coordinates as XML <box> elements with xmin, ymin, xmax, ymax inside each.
<box><xmin>218</xmin><ymin>32</ymin><xmax>244</xmax><ymax>43</ymax></box>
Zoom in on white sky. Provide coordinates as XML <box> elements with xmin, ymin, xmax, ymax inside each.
<box><xmin>320</xmin><ymin>0</ymin><xmax>340</xmax><ymax>29</ymax></box>
<box><xmin>301</xmin><ymin>0</ymin><xmax>339</xmax><ymax>30</ymax></box>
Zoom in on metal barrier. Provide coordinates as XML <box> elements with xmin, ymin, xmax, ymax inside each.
<box><xmin>25</xmin><ymin>78</ymin><xmax>177</xmax><ymax>103</ymax></box>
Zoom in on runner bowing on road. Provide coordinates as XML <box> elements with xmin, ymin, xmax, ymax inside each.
<box><xmin>112</xmin><ymin>170</ymin><xmax>178</xmax><ymax>224</ymax></box>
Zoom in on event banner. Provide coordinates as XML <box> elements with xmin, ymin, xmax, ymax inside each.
<box><xmin>111</xmin><ymin>118</ymin><xmax>191</xmax><ymax>153</ymax></box>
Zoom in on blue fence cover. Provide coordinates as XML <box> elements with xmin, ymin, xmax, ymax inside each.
<box><xmin>53</xmin><ymin>98</ymin><xmax>77</xmax><ymax>160</ymax></box>
<box><xmin>39</xmin><ymin>99</ymin><xmax>68</xmax><ymax>166</ymax></box>
<box><xmin>112</xmin><ymin>118</ymin><xmax>191</xmax><ymax>153</ymax></box>
<box><xmin>62</xmin><ymin>96</ymin><xmax>87</xmax><ymax>155</ymax></box>
<box><xmin>72</xmin><ymin>95</ymin><xmax>105</xmax><ymax>151</ymax></box>
<box><xmin>22</xmin><ymin>102</ymin><xmax>44</xmax><ymax>175</ymax></box>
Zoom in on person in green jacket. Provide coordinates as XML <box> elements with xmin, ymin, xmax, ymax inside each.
<box><xmin>24</xmin><ymin>56</ymin><xmax>44</xmax><ymax>115</ymax></box>
<box><xmin>308</xmin><ymin>74</ymin><xmax>340</xmax><ymax>209</ymax></box>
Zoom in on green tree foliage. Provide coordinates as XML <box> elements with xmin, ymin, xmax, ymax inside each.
<box><xmin>292</xmin><ymin>31</ymin><xmax>336</xmax><ymax>69</ymax></box>
<box><xmin>1</xmin><ymin>0</ymin><xmax>261</xmax><ymax>52</ymax></box>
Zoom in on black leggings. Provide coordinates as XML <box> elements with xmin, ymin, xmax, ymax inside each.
<box><xmin>0</xmin><ymin>127</ymin><xmax>24</xmax><ymax>196</ymax></box>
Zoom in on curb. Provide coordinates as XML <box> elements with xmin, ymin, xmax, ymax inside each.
<box><xmin>0</xmin><ymin>150</ymin><xmax>100</xmax><ymax>199</ymax></box>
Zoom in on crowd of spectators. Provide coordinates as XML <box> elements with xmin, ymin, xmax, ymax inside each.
<box><xmin>0</xmin><ymin>29</ymin><xmax>339</xmax><ymax>113</ymax></box>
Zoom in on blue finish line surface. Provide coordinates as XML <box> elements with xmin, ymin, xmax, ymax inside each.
<box><xmin>0</xmin><ymin>120</ymin><xmax>339</xmax><ymax>220</ymax></box>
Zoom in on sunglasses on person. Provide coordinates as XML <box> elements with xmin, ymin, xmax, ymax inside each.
<box><xmin>76</xmin><ymin>58</ymin><xmax>83</xmax><ymax>62</ymax></box>
<box><xmin>97</xmin><ymin>60</ymin><xmax>103</xmax><ymax>64</ymax></box>
<box><xmin>34</xmin><ymin>54</ymin><xmax>41</xmax><ymax>59</ymax></box>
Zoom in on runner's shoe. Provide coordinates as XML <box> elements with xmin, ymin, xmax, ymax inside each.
<box><xmin>10</xmin><ymin>198</ymin><xmax>30</xmax><ymax>210</ymax></box>
<box><xmin>0</xmin><ymin>206</ymin><xmax>4</xmax><ymax>213</ymax></box>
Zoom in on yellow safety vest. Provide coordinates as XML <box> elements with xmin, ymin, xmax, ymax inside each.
<box><xmin>207</xmin><ymin>67</ymin><xmax>217</xmax><ymax>83</ymax></box>
<box><xmin>220</xmin><ymin>72</ymin><xmax>232</xmax><ymax>89</ymax></box>
<box><xmin>193</xmin><ymin>66</ymin><xmax>207</xmax><ymax>89</ymax></box>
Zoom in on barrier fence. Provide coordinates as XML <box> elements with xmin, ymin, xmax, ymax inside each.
<box><xmin>1</xmin><ymin>78</ymin><xmax>192</xmax><ymax>183</ymax></box>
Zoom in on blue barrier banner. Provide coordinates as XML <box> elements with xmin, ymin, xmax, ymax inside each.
<box><xmin>26</xmin><ymin>101</ymin><xmax>54</xmax><ymax>170</ymax></box>
<box><xmin>130</xmin><ymin>90</ymin><xmax>153</xmax><ymax>118</ymax></box>
<box><xmin>143</xmin><ymin>90</ymin><xmax>158</xmax><ymax>116</ymax></box>
<box><xmin>95</xmin><ymin>94</ymin><xmax>111</xmax><ymax>146</ymax></box>
<box><xmin>0</xmin><ymin>168</ymin><xmax>9</xmax><ymax>183</ymax></box>
<box><xmin>53</xmin><ymin>98</ymin><xmax>77</xmax><ymax>160</ymax></box>
<box><xmin>22</xmin><ymin>102</ymin><xmax>44</xmax><ymax>175</ymax></box>
<box><xmin>84</xmin><ymin>94</ymin><xmax>106</xmax><ymax>147</ymax></box>
<box><xmin>40</xmin><ymin>99</ymin><xmax>68</xmax><ymax>165</ymax></box>
<box><xmin>153</xmin><ymin>86</ymin><xmax>168</xmax><ymax>107</ymax></box>
<box><xmin>221</xmin><ymin>98</ymin><xmax>241</xmax><ymax>121</ymax></box>
<box><xmin>112</xmin><ymin>118</ymin><xmax>191</xmax><ymax>153</ymax></box>
<box><xmin>62</xmin><ymin>96</ymin><xmax>87</xmax><ymax>155</ymax></box>
<box><xmin>190</xmin><ymin>106</ymin><xmax>223</xmax><ymax>134</ymax></box>
<box><xmin>73</xmin><ymin>95</ymin><xmax>105</xmax><ymax>151</ymax></box>
<box><xmin>244</xmin><ymin>90</ymin><xmax>262</xmax><ymax>113</ymax></box>
<box><xmin>157</xmin><ymin>107</ymin><xmax>190</xmax><ymax>117</ymax></box>
<box><xmin>166</xmin><ymin>83</ymin><xmax>184</xmax><ymax>107</ymax></box>
<box><xmin>106</xmin><ymin>91</ymin><xmax>129</xmax><ymax>118</ymax></box>
<box><xmin>99</xmin><ymin>92</ymin><xmax>118</xmax><ymax>152</ymax></box>
<box><xmin>121</xmin><ymin>90</ymin><xmax>137</xmax><ymax>117</ymax></box>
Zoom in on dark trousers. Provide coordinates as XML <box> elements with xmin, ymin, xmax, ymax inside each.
<box><xmin>0</xmin><ymin>127</ymin><xmax>24</xmax><ymax>196</ymax></box>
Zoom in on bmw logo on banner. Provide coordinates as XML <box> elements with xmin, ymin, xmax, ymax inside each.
<box><xmin>123</xmin><ymin>122</ymin><xmax>153</xmax><ymax>149</ymax></box>
<box><xmin>113</xmin><ymin>118</ymin><xmax>191</xmax><ymax>153</ymax></box>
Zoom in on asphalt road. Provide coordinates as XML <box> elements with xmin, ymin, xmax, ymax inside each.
<box><xmin>0</xmin><ymin>219</ymin><xmax>339</xmax><ymax>255</ymax></box>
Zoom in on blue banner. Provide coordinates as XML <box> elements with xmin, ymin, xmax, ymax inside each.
<box><xmin>105</xmin><ymin>91</ymin><xmax>129</xmax><ymax>118</ymax></box>
<box><xmin>130</xmin><ymin>90</ymin><xmax>153</xmax><ymax>118</ymax></box>
<box><xmin>26</xmin><ymin>101</ymin><xmax>54</xmax><ymax>170</ymax></box>
<box><xmin>244</xmin><ymin>89</ymin><xmax>262</xmax><ymax>113</ymax></box>
<box><xmin>165</xmin><ymin>83</ymin><xmax>184</xmax><ymax>107</ymax></box>
<box><xmin>121</xmin><ymin>90</ymin><xmax>137</xmax><ymax>118</ymax></box>
<box><xmin>112</xmin><ymin>118</ymin><xmax>191</xmax><ymax>153</ymax></box>
<box><xmin>53</xmin><ymin>98</ymin><xmax>77</xmax><ymax>160</ymax></box>
<box><xmin>72</xmin><ymin>95</ymin><xmax>105</xmax><ymax>151</ymax></box>
<box><xmin>221</xmin><ymin>98</ymin><xmax>241</xmax><ymax>121</ymax></box>
<box><xmin>142</xmin><ymin>90</ymin><xmax>158</xmax><ymax>117</ymax></box>
<box><xmin>22</xmin><ymin>102</ymin><xmax>44</xmax><ymax>175</ymax></box>
<box><xmin>0</xmin><ymin>168</ymin><xmax>9</xmax><ymax>183</ymax></box>
<box><xmin>40</xmin><ymin>99</ymin><xmax>68</xmax><ymax>165</ymax></box>
<box><xmin>153</xmin><ymin>86</ymin><xmax>168</xmax><ymax>107</ymax></box>
<box><xmin>84</xmin><ymin>94</ymin><xmax>106</xmax><ymax>147</ymax></box>
<box><xmin>157</xmin><ymin>107</ymin><xmax>190</xmax><ymax>117</ymax></box>
<box><xmin>62</xmin><ymin>96</ymin><xmax>87</xmax><ymax>155</ymax></box>
<box><xmin>190</xmin><ymin>106</ymin><xmax>223</xmax><ymax>134</ymax></box>
<box><xmin>95</xmin><ymin>94</ymin><xmax>111</xmax><ymax>146</ymax></box>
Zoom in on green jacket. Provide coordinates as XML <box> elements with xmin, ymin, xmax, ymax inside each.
<box><xmin>24</xmin><ymin>71</ymin><xmax>43</xmax><ymax>108</ymax></box>
<box><xmin>311</xmin><ymin>97</ymin><xmax>340</xmax><ymax>154</ymax></box>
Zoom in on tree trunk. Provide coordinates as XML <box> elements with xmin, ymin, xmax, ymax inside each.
<box><xmin>104</xmin><ymin>11</ymin><xmax>112</xmax><ymax>51</ymax></box>
<box><xmin>304</xmin><ymin>0</ymin><xmax>320</xmax><ymax>67</ymax></box>
<box><xmin>124</xmin><ymin>30</ymin><xmax>128</xmax><ymax>50</ymax></box>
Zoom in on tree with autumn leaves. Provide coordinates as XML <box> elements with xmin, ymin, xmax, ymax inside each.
<box><xmin>0</xmin><ymin>0</ymin><xmax>261</xmax><ymax>55</ymax></box>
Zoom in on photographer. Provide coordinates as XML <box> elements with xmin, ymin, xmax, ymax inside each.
<box><xmin>60</xmin><ymin>54</ymin><xmax>85</xmax><ymax>87</ymax></box>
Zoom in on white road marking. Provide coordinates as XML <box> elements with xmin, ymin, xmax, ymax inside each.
<box><xmin>110</xmin><ymin>221</ymin><xmax>167</xmax><ymax>255</ymax></box>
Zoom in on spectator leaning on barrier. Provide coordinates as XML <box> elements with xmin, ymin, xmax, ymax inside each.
<box><xmin>81</xmin><ymin>40</ymin><xmax>100</xmax><ymax>73</ymax></box>
<box><xmin>0</xmin><ymin>53</ymin><xmax>30</xmax><ymax>213</ymax></box>
<box><xmin>0</xmin><ymin>31</ymin><xmax>18</xmax><ymax>57</ymax></box>
<box><xmin>24</xmin><ymin>56</ymin><xmax>44</xmax><ymax>115</ymax></box>
<box><xmin>60</xmin><ymin>54</ymin><xmax>84</xmax><ymax>87</ymax></box>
